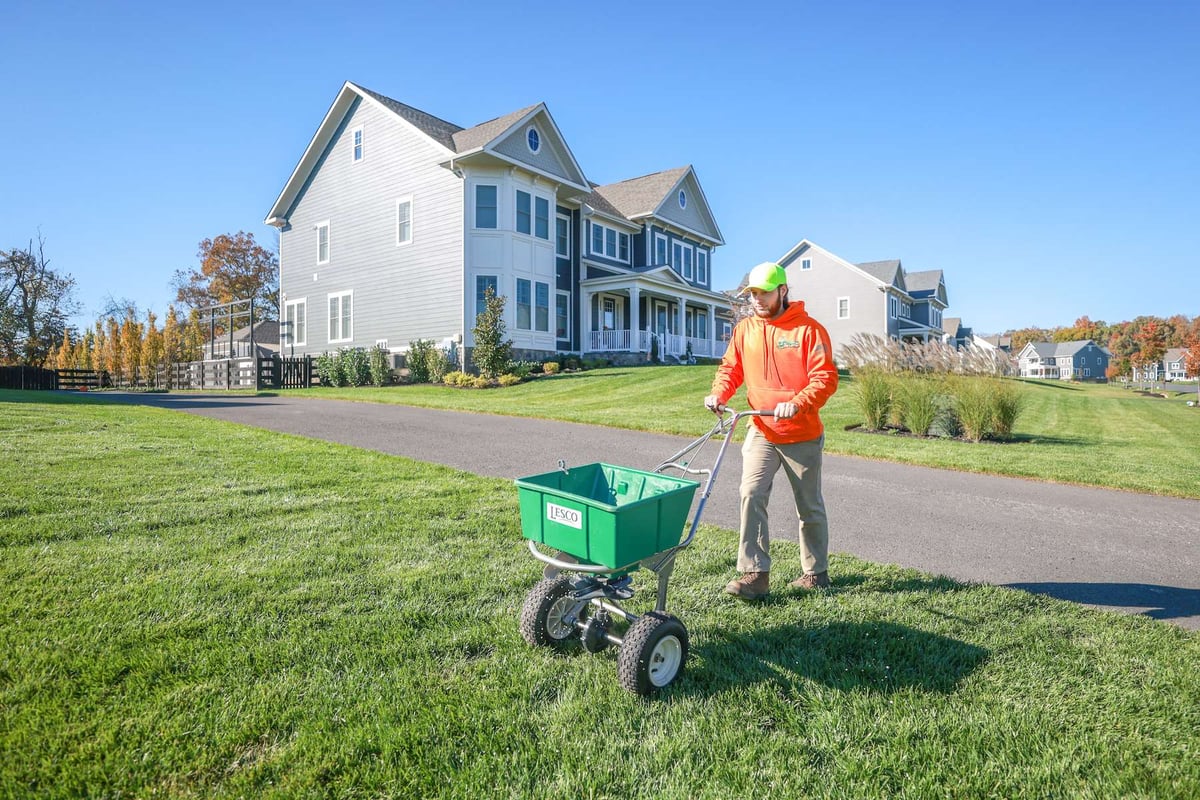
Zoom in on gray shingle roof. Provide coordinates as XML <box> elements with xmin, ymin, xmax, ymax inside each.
<box><xmin>356</xmin><ymin>86</ymin><xmax>463</xmax><ymax>152</ymax></box>
<box><xmin>451</xmin><ymin>104</ymin><xmax>541</xmax><ymax>154</ymax></box>
<box><xmin>589</xmin><ymin>166</ymin><xmax>691</xmax><ymax>219</ymax></box>
<box><xmin>856</xmin><ymin>259</ymin><xmax>903</xmax><ymax>286</ymax></box>
<box><xmin>1026</xmin><ymin>339</ymin><xmax>1101</xmax><ymax>358</ymax></box>
<box><xmin>582</xmin><ymin>184</ymin><xmax>629</xmax><ymax>222</ymax></box>
<box><xmin>904</xmin><ymin>269</ymin><xmax>943</xmax><ymax>294</ymax></box>
<box><xmin>943</xmin><ymin>317</ymin><xmax>962</xmax><ymax>337</ymax></box>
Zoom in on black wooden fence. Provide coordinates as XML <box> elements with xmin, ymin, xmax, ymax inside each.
<box><xmin>2</xmin><ymin>356</ymin><xmax>313</xmax><ymax>392</ymax></box>
<box><xmin>0</xmin><ymin>366</ymin><xmax>58</xmax><ymax>390</ymax></box>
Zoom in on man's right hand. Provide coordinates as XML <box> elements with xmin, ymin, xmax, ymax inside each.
<box><xmin>704</xmin><ymin>395</ymin><xmax>723</xmax><ymax>413</ymax></box>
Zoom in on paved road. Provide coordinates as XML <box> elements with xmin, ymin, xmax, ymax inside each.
<box><xmin>106</xmin><ymin>392</ymin><xmax>1200</xmax><ymax>630</ymax></box>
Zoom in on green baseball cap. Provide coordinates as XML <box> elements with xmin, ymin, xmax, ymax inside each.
<box><xmin>742</xmin><ymin>262</ymin><xmax>788</xmax><ymax>293</ymax></box>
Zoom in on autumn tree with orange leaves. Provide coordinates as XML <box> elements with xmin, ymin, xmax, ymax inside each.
<box><xmin>171</xmin><ymin>231</ymin><xmax>278</xmax><ymax>318</ymax></box>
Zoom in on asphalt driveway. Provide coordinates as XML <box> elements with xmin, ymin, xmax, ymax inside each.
<box><xmin>105</xmin><ymin>392</ymin><xmax>1200</xmax><ymax>630</ymax></box>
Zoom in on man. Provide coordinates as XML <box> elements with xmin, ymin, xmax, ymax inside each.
<box><xmin>704</xmin><ymin>262</ymin><xmax>839</xmax><ymax>600</ymax></box>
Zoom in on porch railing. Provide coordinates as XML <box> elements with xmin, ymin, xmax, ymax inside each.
<box><xmin>588</xmin><ymin>329</ymin><xmax>631</xmax><ymax>352</ymax></box>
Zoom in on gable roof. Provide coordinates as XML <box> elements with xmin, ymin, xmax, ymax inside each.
<box><xmin>1022</xmin><ymin>339</ymin><xmax>1104</xmax><ymax>359</ymax></box>
<box><xmin>943</xmin><ymin>317</ymin><xmax>962</xmax><ymax>337</ymax></box>
<box><xmin>589</xmin><ymin>166</ymin><xmax>724</xmax><ymax>245</ymax></box>
<box><xmin>856</xmin><ymin>260</ymin><xmax>905</xmax><ymax>289</ymax></box>
<box><xmin>1164</xmin><ymin>348</ymin><xmax>1187</xmax><ymax>363</ymax></box>
<box><xmin>266</xmin><ymin>82</ymin><xmax>589</xmax><ymax>223</ymax></box>
<box><xmin>775</xmin><ymin>240</ymin><xmax>900</xmax><ymax>292</ymax></box>
<box><xmin>905</xmin><ymin>269</ymin><xmax>943</xmax><ymax>295</ymax></box>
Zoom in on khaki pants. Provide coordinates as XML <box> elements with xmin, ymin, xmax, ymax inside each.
<box><xmin>737</xmin><ymin>427</ymin><xmax>829</xmax><ymax>575</ymax></box>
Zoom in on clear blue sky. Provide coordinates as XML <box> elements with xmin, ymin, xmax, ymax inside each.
<box><xmin>3</xmin><ymin>0</ymin><xmax>1197</xmax><ymax>335</ymax></box>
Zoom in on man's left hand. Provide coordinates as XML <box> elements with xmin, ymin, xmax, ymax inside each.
<box><xmin>773</xmin><ymin>401</ymin><xmax>798</xmax><ymax>419</ymax></box>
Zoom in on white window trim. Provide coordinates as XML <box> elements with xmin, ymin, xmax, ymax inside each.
<box><xmin>284</xmin><ymin>297</ymin><xmax>307</xmax><ymax>347</ymax></box>
<box><xmin>515</xmin><ymin>277</ymin><xmax>532</xmax><ymax>331</ymax></box>
<box><xmin>678</xmin><ymin>189</ymin><xmax>687</xmax><ymax>209</ymax></box>
<box><xmin>697</xmin><ymin>249</ymin><xmax>708</xmax><ymax>284</ymax></box>
<box><xmin>556</xmin><ymin>290</ymin><xmax>571</xmax><ymax>339</ymax></box>
<box><xmin>556</xmin><ymin>212</ymin><xmax>571</xmax><ymax>257</ymax></box>
<box><xmin>474</xmin><ymin>274</ymin><xmax>499</xmax><ymax>323</ymax></box>
<box><xmin>589</xmin><ymin>221</ymin><xmax>632</xmax><ymax>264</ymax></box>
<box><xmin>654</xmin><ymin>232</ymin><xmax>669</xmax><ymax>266</ymax></box>
<box><xmin>534</xmin><ymin>280</ymin><xmax>551</xmax><ymax>333</ymax></box>
<box><xmin>535</xmin><ymin>196</ymin><xmax>551</xmax><ymax>241</ymax></box>
<box><xmin>837</xmin><ymin>296</ymin><xmax>850</xmax><ymax>320</ymax></box>
<box><xmin>396</xmin><ymin>196</ymin><xmax>413</xmax><ymax>246</ymax></box>
<box><xmin>801</xmin><ymin>258</ymin><xmax>812</xmax><ymax>271</ymax></box>
<box><xmin>328</xmin><ymin>290</ymin><xmax>353</xmax><ymax>344</ymax></box>
<box><xmin>351</xmin><ymin>126</ymin><xmax>364</xmax><ymax>162</ymax></box>
<box><xmin>316</xmin><ymin>220</ymin><xmax>330</xmax><ymax>265</ymax></box>
<box><xmin>474</xmin><ymin>184</ymin><xmax>498</xmax><ymax>230</ymax></box>
<box><xmin>526</xmin><ymin>125</ymin><xmax>541</xmax><ymax>154</ymax></box>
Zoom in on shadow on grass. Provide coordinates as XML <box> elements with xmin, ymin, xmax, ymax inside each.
<box><xmin>689</xmin><ymin>620</ymin><xmax>989</xmax><ymax>696</ymax></box>
<box><xmin>64</xmin><ymin>391</ymin><xmax>282</xmax><ymax>411</ymax></box>
<box><xmin>1016</xmin><ymin>379</ymin><xmax>1083</xmax><ymax>391</ymax></box>
<box><xmin>1005</xmin><ymin>581</ymin><xmax>1200</xmax><ymax>626</ymax></box>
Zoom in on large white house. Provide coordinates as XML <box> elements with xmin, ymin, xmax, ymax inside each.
<box><xmin>265</xmin><ymin>82</ymin><xmax>732</xmax><ymax>367</ymax></box>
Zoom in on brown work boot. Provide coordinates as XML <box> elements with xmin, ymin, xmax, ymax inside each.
<box><xmin>789</xmin><ymin>571</ymin><xmax>831</xmax><ymax>590</ymax></box>
<box><xmin>724</xmin><ymin>572</ymin><xmax>769</xmax><ymax>600</ymax></box>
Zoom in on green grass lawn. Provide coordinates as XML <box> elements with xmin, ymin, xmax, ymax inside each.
<box><xmin>2</xmin><ymin>394</ymin><xmax>1197</xmax><ymax>798</ymax></box>
<box><xmin>288</xmin><ymin>368</ymin><xmax>1200</xmax><ymax>499</ymax></box>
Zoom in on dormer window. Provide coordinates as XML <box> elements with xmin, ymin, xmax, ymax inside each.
<box><xmin>527</xmin><ymin>126</ymin><xmax>540</xmax><ymax>153</ymax></box>
<box><xmin>678</xmin><ymin>190</ymin><xmax>687</xmax><ymax>209</ymax></box>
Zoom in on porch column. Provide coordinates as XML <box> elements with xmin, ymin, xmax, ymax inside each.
<box><xmin>629</xmin><ymin>286</ymin><xmax>641</xmax><ymax>353</ymax></box>
<box><xmin>677</xmin><ymin>295</ymin><xmax>686</xmax><ymax>356</ymax></box>
<box><xmin>582</xmin><ymin>290</ymin><xmax>592</xmax><ymax>353</ymax></box>
<box><xmin>707</xmin><ymin>303</ymin><xmax>715</xmax><ymax>355</ymax></box>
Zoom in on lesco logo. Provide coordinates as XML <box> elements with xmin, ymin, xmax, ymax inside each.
<box><xmin>546</xmin><ymin>502</ymin><xmax>582</xmax><ymax>529</ymax></box>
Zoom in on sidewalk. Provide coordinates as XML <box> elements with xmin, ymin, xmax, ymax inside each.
<box><xmin>108</xmin><ymin>392</ymin><xmax>1200</xmax><ymax>629</ymax></box>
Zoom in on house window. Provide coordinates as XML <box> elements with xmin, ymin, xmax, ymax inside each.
<box><xmin>535</xmin><ymin>282</ymin><xmax>550</xmax><ymax>332</ymax></box>
<box><xmin>697</xmin><ymin>250</ymin><xmax>708</xmax><ymax>283</ymax></box>
<box><xmin>328</xmin><ymin>291</ymin><xmax>352</xmax><ymax>343</ymax></box>
<box><xmin>535</xmin><ymin>197</ymin><xmax>550</xmax><ymax>240</ymax></box>
<box><xmin>317</xmin><ymin>221</ymin><xmax>330</xmax><ymax>264</ymax></box>
<box><xmin>678</xmin><ymin>190</ymin><xmax>687</xmax><ymax>209</ymax></box>
<box><xmin>682</xmin><ymin>247</ymin><xmax>693</xmax><ymax>280</ymax></box>
<box><xmin>589</xmin><ymin>222</ymin><xmax>630</xmax><ymax>262</ymax></box>
<box><xmin>801</xmin><ymin>258</ymin><xmax>812</xmax><ymax>271</ymax></box>
<box><xmin>837</xmin><ymin>297</ymin><xmax>850</xmax><ymax>319</ymax></box>
<box><xmin>516</xmin><ymin>278</ymin><xmax>532</xmax><ymax>330</ymax></box>
<box><xmin>556</xmin><ymin>214</ymin><xmax>571</xmax><ymax>257</ymax></box>
<box><xmin>352</xmin><ymin>127</ymin><xmax>363</xmax><ymax>162</ymax></box>
<box><xmin>475</xmin><ymin>185</ymin><xmax>497</xmax><ymax>229</ymax></box>
<box><xmin>475</xmin><ymin>275</ymin><xmax>498</xmax><ymax>321</ymax></box>
<box><xmin>396</xmin><ymin>197</ymin><xmax>413</xmax><ymax>245</ymax></box>
<box><xmin>671</xmin><ymin>241</ymin><xmax>694</xmax><ymax>274</ymax></box>
<box><xmin>605</xmin><ymin>228</ymin><xmax>616</xmax><ymax>258</ymax></box>
<box><xmin>284</xmin><ymin>299</ymin><xmax>307</xmax><ymax>347</ymax></box>
<box><xmin>527</xmin><ymin>126</ymin><xmax>540</xmax><ymax>153</ymax></box>
<box><xmin>720</xmin><ymin>320</ymin><xmax>732</xmax><ymax>341</ymax></box>
<box><xmin>516</xmin><ymin>190</ymin><xmax>532</xmax><ymax>235</ymax></box>
<box><xmin>590</xmin><ymin>222</ymin><xmax>603</xmax><ymax>254</ymax></box>
<box><xmin>556</xmin><ymin>292</ymin><xmax>570</xmax><ymax>338</ymax></box>
<box><xmin>888</xmin><ymin>295</ymin><xmax>898</xmax><ymax>319</ymax></box>
<box><xmin>685</xmin><ymin>308</ymin><xmax>708</xmax><ymax>339</ymax></box>
<box><xmin>654</xmin><ymin>233</ymin><xmax>668</xmax><ymax>266</ymax></box>
<box><xmin>618</xmin><ymin>232</ymin><xmax>629</xmax><ymax>261</ymax></box>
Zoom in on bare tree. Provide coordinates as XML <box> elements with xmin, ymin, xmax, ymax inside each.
<box><xmin>0</xmin><ymin>235</ymin><xmax>80</xmax><ymax>366</ymax></box>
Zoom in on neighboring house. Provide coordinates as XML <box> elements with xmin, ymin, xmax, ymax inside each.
<box><xmin>1017</xmin><ymin>340</ymin><xmax>1109</xmax><ymax>381</ymax></box>
<box><xmin>942</xmin><ymin>317</ymin><xmax>972</xmax><ymax>349</ymax></box>
<box><xmin>975</xmin><ymin>333</ymin><xmax>1012</xmax><ymax>352</ymax></box>
<box><xmin>773</xmin><ymin>239</ymin><xmax>949</xmax><ymax>362</ymax></box>
<box><xmin>209</xmin><ymin>321</ymin><xmax>280</xmax><ymax>359</ymax></box>
<box><xmin>264</xmin><ymin>81</ymin><xmax>731</xmax><ymax>366</ymax></box>
<box><xmin>1163</xmin><ymin>348</ymin><xmax>1193</xmax><ymax>381</ymax></box>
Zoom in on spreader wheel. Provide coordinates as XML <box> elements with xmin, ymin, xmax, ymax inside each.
<box><xmin>519</xmin><ymin>577</ymin><xmax>577</xmax><ymax>648</ymax></box>
<box><xmin>617</xmin><ymin>612</ymin><xmax>688</xmax><ymax>694</ymax></box>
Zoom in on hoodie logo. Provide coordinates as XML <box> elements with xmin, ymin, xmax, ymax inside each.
<box><xmin>776</xmin><ymin>339</ymin><xmax>801</xmax><ymax>349</ymax></box>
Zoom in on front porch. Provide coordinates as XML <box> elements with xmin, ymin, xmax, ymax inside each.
<box><xmin>580</xmin><ymin>268</ymin><xmax>732</xmax><ymax>361</ymax></box>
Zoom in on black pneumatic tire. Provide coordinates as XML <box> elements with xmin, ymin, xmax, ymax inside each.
<box><xmin>519</xmin><ymin>578</ymin><xmax>576</xmax><ymax>648</ymax></box>
<box><xmin>617</xmin><ymin>612</ymin><xmax>689</xmax><ymax>695</ymax></box>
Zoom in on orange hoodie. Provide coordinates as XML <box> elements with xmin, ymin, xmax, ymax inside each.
<box><xmin>710</xmin><ymin>300</ymin><xmax>838</xmax><ymax>444</ymax></box>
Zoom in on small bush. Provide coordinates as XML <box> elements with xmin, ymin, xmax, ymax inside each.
<box><xmin>583</xmin><ymin>357</ymin><xmax>609</xmax><ymax>370</ymax></box>
<box><xmin>369</xmin><ymin>347</ymin><xmax>390</xmax><ymax>387</ymax></box>
<box><xmin>471</xmin><ymin>376</ymin><xmax>492</xmax><ymax>389</ymax></box>
<box><xmin>562</xmin><ymin>354</ymin><xmax>582</xmax><ymax>371</ymax></box>
<box><xmin>932</xmin><ymin>393</ymin><xmax>963</xmax><ymax>438</ymax></box>
<box><xmin>542</xmin><ymin>361</ymin><xmax>561</xmax><ymax>375</ymax></box>
<box><xmin>854</xmin><ymin>368</ymin><xmax>893</xmax><ymax>430</ymax></box>
<box><xmin>990</xmin><ymin>378</ymin><xmax>1026</xmax><ymax>440</ymax></box>
<box><xmin>442</xmin><ymin>370</ymin><xmax>468</xmax><ymax>387</ymax></box>
<box><xmin>338</xmin><ymin>348</ymin><xmax>370</xmax><ymax>387</ymax></box>
<box><xmin>895</xmin><ymin>375</ymin><xmax>940</xmax><ymax>436</ymax></box>
<box><xmin>407</xmin><ymin>339</ymin><xmax>435</xmax><ymax>384</ymax></box>
<box><xmin>315</xmin><ymin>352</ymin><xmax>343</xmax><ymax>387</ymax></box>
<box><xmin>424</xmin><ymin>347</ymin><xmax>449</xmax><ymax>384</ymax></box>
<box><xmin>509</xmin><ymin>360</ymin><xmax>537</xmax><ymax>379</ymax></box>
<box><xmin>497</xmin><ymin>373</ymin><xmax>521</xmax><ymax>387</ymax></box>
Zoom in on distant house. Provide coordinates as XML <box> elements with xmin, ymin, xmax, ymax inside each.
<box><xmin>942</xmin><ymin>317</ymin><xmax>971</xmax><ymax>349</ymax></box>
<box><xmin>772</xmin><ymin>239</ymin><xmax>950</xmax><ymax>362</ymax></box>
<box><xmin>1163</xmin><ymin>348</ymin><xmax>1193</xmax><ymax>381</ymax></box>
<box><xmin>209</xmin><ymin>321</ymin><xmax>280</xmax><ymax>359</ymax></box>
<box><xmin>1017</xmin><ymin>340</ymin><xmax>1109</xmax><ymax>381</ymax></box>
<box><xmin>264</xmin><ymin>81</ymin><xmax>732</xmax><ymax>367</ymax></box>
<box><xmin>975</xmin><ymin>333</ymin><xmax>1012</xmax><ymax>353</ymax></box>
